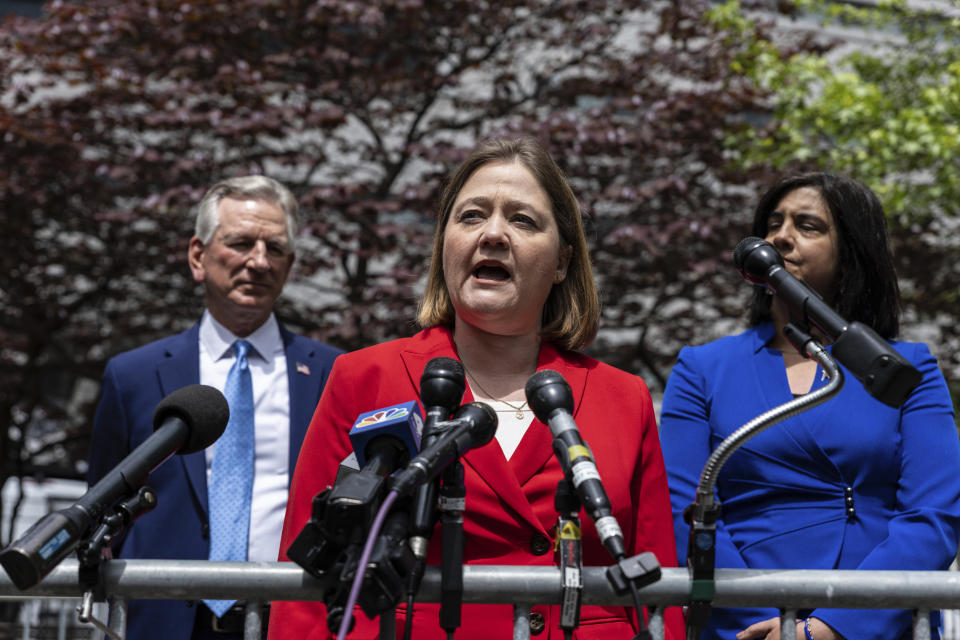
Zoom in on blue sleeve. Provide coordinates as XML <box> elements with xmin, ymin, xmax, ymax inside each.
<box><xmin>87</xmin><ymin>359</ymin><xmax>133</xmax><ymax>485</ymax></box>
<box><xmin>660</xmin><ymin>346</ymin><xmax>777</xmax><ymax>636</ymax></box>
<box><xmin>87</xmin><ymin>359</ymin><xmax>138</xmax><ymax>555</ymax></box>
<box><xmin>814</xmin><ymin>343</ymin><xmax>960</xmax><ymax>639</ymax></box>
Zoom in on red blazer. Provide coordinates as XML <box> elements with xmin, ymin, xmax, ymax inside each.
<box><xmin>269</xmin><ymin>327</ymin><xmax>682</xmax><ymax>640</ymax></box>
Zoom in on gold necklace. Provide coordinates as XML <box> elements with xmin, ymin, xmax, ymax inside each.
<box><xmin>460</xmin><ymin>361</ymin><xmax>529</xmax><ymax>420</ymax></box>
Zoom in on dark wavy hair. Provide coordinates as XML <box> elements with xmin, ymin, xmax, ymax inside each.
<box><xmin>748</xmin><ymin>172</ymin><xmax>901</xmax><ymax>338</ymax></box>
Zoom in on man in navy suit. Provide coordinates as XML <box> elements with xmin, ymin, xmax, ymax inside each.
<box><xmin>87</xmin><ymin>175</ymin><xmax>342</xmax><ymax>640</ymax></box>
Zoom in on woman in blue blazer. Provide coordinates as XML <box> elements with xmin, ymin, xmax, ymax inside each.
<box><xmin>660</xmin><ymin>172</ymin><xmax>960</xmax><ymax>640</ymax></box>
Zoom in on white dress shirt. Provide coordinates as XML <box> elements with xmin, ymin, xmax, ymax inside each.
<box><xmin>198</xmin><ymin>310</ymin><xmax>290</xmax><ymax>562</ymax></box>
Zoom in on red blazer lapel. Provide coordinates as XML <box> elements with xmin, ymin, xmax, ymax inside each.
<box><xmin>398</xmin><ymin>329</ymin><xmax>459</xmax><ymax>403</ymax></box>
<box><xmin>460</xmin><ymin>381</ymin><xmax>547</xmax><ymax>533</ymax></box>
<box><xmin>464</xmin><ymin>340</ymin><xmax>591</xmax><ymax>534</ymax></box>
<box><xmin>397</xmin><ymin>330</ymin><xmax>591</xmax><ymax>537</ymax></box>
<box><xmin>400</xmin><ymin>328</ymin><xmax>553</xmax><ymax>534</ymax></box>
<box><xmin>509</xmin><ymin>342</ymin><xmax>589</xmax><ymax>486</ymax></box>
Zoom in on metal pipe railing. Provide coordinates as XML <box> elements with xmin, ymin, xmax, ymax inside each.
<box><xmin>4</xmin><ymin>561</ymin><xmax>960</xmax><ymax>638</ymax></box>
<box><xmin>6</xmin><ymin>560</ymin><xmax>960</xmax><ymax>607</ymax></box>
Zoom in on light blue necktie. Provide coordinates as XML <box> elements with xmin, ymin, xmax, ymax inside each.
<box><xmin>204</xmin><ymin>339</ymin><xmax>255</xmax><ymax>617</ymax></box>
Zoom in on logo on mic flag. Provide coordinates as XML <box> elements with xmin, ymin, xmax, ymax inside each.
<box><xmin>355</xmin><ymin>406</ymin><xmax>411</xmax><ymax>429</ymax></box>
<box><xmin>349</xmin><ymin>401</ymin><xmax>424</xmax><ymax>467</ymax></box>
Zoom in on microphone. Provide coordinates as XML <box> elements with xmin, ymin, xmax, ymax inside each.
<box><xmin>419</xmin><ymin>358</ymin><xmax>468</xmax><ymax>436</ymax></box>
<box><xmin>390</xmin><ymin>402</ymin><xmax>497</xmax><ymax>497</ymax></box>
<box><xmin>286</xmin><ymin>401</ymin><xmax>424</xmax><ymax>576</ymax></box>
<box><xmin>733</xmin><ymin>236</ymin><xmax>921</xmax><ymax>407</ymax></box>
<box><xmin>409</xmin><ymin>359</ymin><xmax>465</xmax><ymax>578</ymax></box>
<box><xmin>330</xmin><ymin>401</ymin><xmax>423</xmax><ymax>537</ymax></box>
<box><xmin>525</xmin><ymin>370</ymin><xmax>626</xmax><ymax>560</ymax></box>
<box><xmin>0</xmin><ymin>384</ymin><xmax>228</xmax><ymax>590</ymax></box>
<box><xmin>412</xmin><ymin>358</ymin><xmax>466</xmax><ymax>528</ymax></box>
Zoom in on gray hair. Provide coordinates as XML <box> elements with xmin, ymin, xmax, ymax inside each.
<box><xmin>194</xmin><ymin>175</ymin><xmax>299</xmax><ymax>246</ymax></box>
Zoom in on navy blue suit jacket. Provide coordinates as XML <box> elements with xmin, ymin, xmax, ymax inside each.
<box><xmin>661</xmin><ymin>322</ymin><xmax>960</xmax><ymax>640</ymax></box>
<box><xmin>87</xmin><ymin>321</ymin><xmax>341</xmax><ymax>640</ymax></box>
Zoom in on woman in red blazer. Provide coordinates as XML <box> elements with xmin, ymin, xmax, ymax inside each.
<box><xmin>268</xmin><ymin>137</ymin><xmax>683</xmax><ymax>639</ymax></box>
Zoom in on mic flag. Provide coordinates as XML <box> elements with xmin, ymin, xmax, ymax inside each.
<box><xmin>286</xmin><ymin>401</ymin><xmax>424</xmax><ymax>579</ymax></box>
<box><xmin>349</xmin><ymin>401</ymin><xmax>423</xmax><ymax>469</ymax></box>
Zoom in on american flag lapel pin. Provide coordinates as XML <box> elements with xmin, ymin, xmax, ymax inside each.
<box><xmin>296</xmin><ymin>362</ymin><xmax>311</xmax><ymax>375</ymax></box>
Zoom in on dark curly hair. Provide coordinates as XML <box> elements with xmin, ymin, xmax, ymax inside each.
<box><xmin>748</xmin><ymin>172</ymin><xmax>900</xmax><ymax>339</ymax></box>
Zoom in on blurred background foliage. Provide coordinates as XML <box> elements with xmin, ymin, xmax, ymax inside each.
<box><xmin>0</xmin><ymin>0</ymin><xmax>957</xmax><ymax>544</ymax></box>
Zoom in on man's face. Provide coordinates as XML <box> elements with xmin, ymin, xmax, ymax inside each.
<box><xmin>188</xmin><ymin>196</ymin><xmax>294</xmax><ymax>336</ymax></box>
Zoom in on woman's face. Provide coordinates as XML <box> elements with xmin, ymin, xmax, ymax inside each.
<box><xmin>442</xmin><ymin>160</ymin><xmax>571</xmax><ymax>337</ymax></box>
<box><xmin>765</xmin><ymin>186</ymin><xmax>840</xmax><ymax>301</ymax></box>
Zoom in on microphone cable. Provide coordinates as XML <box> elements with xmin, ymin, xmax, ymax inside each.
<box><xmin>336</xmin><ymin>490</ymin><xmax>400</xmax><ymax>640</ymax></box>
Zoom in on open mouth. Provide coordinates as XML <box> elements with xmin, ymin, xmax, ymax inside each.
<box><xmin>472</xmin><ymin>264</ymin><xmax>510</xmax><ymax>281</ymax></box>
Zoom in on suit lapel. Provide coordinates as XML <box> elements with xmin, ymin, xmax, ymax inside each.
<box><xmin>156</xmin><ymin>324</ymin><xmax>209</xmax><ymax>516</ymax></box>
<box><xmin>748</xmin><ymin>324</ymin><xmax>842</xmax><ymax>480</ymax></box>
<box><xmin>397</xmin><ymin>327</ymin><xmax>461</xmax><ymax>410</ymax></box>
<box><xmin>466</xmin><ymin>344</ymin><xmax>588</xmax><ymax>535</ymax></box>
<box><xmin>460</xmin><ymin>382</ymin><xmax>547</xmax><ymax>533</ymax></box>
<box><xmin>281</xmin><ymin>325</ymin><xmax>316</xmax><ymax>478</ymax></box>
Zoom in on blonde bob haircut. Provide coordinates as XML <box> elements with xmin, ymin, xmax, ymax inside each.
<box><xmin>417</xmin><ymin>137</ymin><xmax>600</xmax><ymax>351</ymax></box>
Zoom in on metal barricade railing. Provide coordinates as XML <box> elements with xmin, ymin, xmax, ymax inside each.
<box><xmin>0</xmin><ymin>596</ymin><xmax>99</xmax><ymax>640</ymax></box>
<box><xmin>4</xmin><ymin>560</ymin><xmax>960</xmax><ymax>639</ymax></box>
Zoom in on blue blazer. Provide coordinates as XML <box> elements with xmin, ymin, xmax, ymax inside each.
<box><xmin>87</xmin><ymin>321</ymin><xmax>341</xmax><ymax>640</ymax></box>
<box><xmin>660</xmin><ymin>322</ymin><xmax>960</xmax><ymax>640</ymax></box>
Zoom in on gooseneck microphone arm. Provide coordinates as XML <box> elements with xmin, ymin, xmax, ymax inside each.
<box><xmin>682</xmin><ymin>322</ymin><xmax>847</xmax><ymax>639</ymax></box>
<box><xmin>692</xmin><ymin>331</ymin><xmax>844</xmax><ymax>525</ymax></box>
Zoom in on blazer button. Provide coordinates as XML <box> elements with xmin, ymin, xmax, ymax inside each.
<box><xmin>529</xmin><ymin>611</ymin><xmax>546</xmax><ymax>635</ymax></box>
<box><xmin>530</xmin><ymin>535</ymin><xmax>551</xmax><ymax>556</ymax></box>
<box><xmin>201</xmin><ymin>522</ymin><xmax>210</xmax><ymax>539</ymax></box>
<box><xmin>844</xmin><ymin>486</ymin><xmax>855</xmax><ymax>517</ymax></box>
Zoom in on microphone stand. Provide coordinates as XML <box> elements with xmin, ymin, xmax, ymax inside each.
<box><xmin>404</xmin><ymin>406</ymin><xmax>452</xmax><ymax>640</ymax></box>
<box><xmin>555</xmin><ymin>479</ymin><xmax>583</xmax><ymax>640</ymax></box>
<box><xmin>555</xmin><ymin>481</ymin><xmax>658</xmax><ymax>640</ymax></box>
<box><xmin>0</xmin><ymin>483</ymin><xmax>158</xmax><ymax>639</ymax></box>
<box><xmin>77</xmin><ymin>485</ymin><xmax>158</xmax><ymax>640</ymax></box>
<box><xmin>683</xmin><ymin>324</ymin><xmax>844</xmax><ymax>640</ymax></box>
<box><xmin>439</xmin><ymin>461</ymin><xmax>466</xmax><ymax>637</ymax></box>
